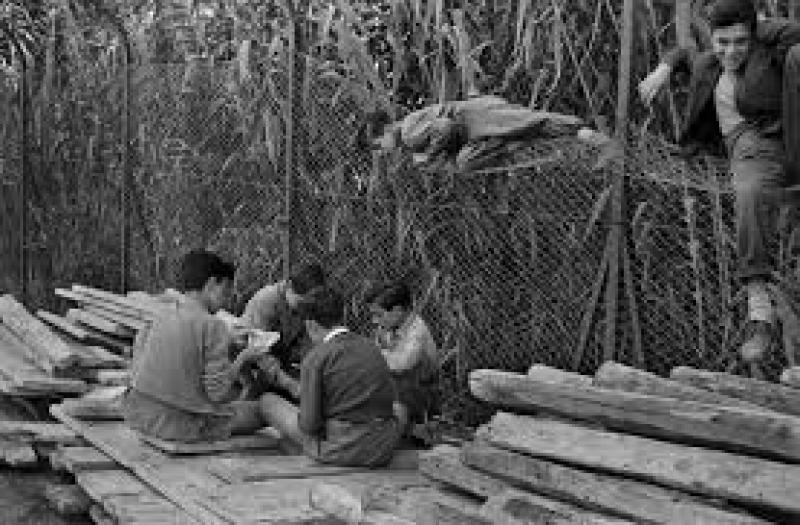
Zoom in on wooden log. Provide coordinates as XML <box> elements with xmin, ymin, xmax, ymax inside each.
<box><xmin>0</xmin><ymin>295</ymin><xmax>81</xmax><ymax>372</ymax></box>
<box><xmin>671</xmin><ymin>366</ymin><xmax>800</xmax><ymax>417</ymax></box>
<box><xmin>480</xmin><ymin>489</ymin><xmax>633</xmax><ymax>525</ymax></box>
<box><xmin>480</xmin><ymin>412</ymin><xmax>800</xmax><ymax>515</ymax></box>
<box><xmin>37</xmin><ymin>310</ymin><xmax>91</xmax><ymax>340</ymax></box>
<box><xmin>462</xmin><ymin>442</ymin><xmax>770</xmax><ymax>525</ymax></box>
<box><xmin>419</xmin><ymin>445</ymin><xmax>511</xmax><ymax>498</ymax></box>
<box><xmin>44</xmin><ymin>483</ymin><xmax>92</xmax><ymax>515</ymax></box>
<box><xmin>527</xmin><ymin>364</ymin><xmax>592</xmax><ymax>386</ymax></box>
<box><xmin>783</xmin><ymin>368</ymin><xmax>800</xmax><ymax>389</ymax></box>
<box><xmin>470</xmin><ymin>369</ymin><xmax>800</xmax><ymax>462</ymax></box>
<box><xmin>595</xmin><ymin>362</ymin><xmax>761</xmax><ymax>409</ymax></box>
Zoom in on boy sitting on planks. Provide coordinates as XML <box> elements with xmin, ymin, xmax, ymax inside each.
<box><xmin>256</xmin><ymin>287</ymin><xmax>401</xmax><ymax>467</ymax></box>
<box><xmin>123</xmin><ymin>250</ymin><xmax>277</xmax><ymax>443</ymax></box>
<box><xmin>367</xmin><ymin>282</ymin><xmax>439</xmax><ymax>435</ymax></box>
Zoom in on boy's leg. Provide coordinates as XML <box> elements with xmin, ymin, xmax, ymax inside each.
<box><xmin>226</xmin><ymin>400</ymin><xmax>268</xmax><ymax>436</ymax></box>
<box><xmin>257</xmin><ymin>393</ymin><xmax>306</xmax><ymax>445</ymax></box>
<box><xmin>730</xmin><ymin>132</ymin><xmax>784</xmax><ymax>363</ymax></box>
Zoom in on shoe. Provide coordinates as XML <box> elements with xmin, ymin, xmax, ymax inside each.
<box><xmin>739</xmin><ymin>320</ymin><xmax>773</xmax><ymax>363</ymax></box>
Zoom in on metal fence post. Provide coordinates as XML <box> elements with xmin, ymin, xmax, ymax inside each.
<box><xmin>283</xmin><ymin>8</ymin><xmax>296</xmax><ymax>282</ymax></box>
<box><xmin>98</xmin><ymin>12</ymin><xmax>133</xmax><ymax>294</ymax></box>
<box><xmin>7</xmin><ymin>39</ymin><xmax>30</xmax><ymax>306</ymax></box>
<box><xmin>603</xmin><ymin>0</ymin><xmax>636</xmax><ymax>363</ymax></box>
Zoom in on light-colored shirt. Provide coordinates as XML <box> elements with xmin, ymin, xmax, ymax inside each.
<box><xmin>715</xmin><ymin>72</ymin><xmax>746</xmax><ymax>137</ymax></box>
<box><xmin>378</xmin><ymin>313</ymin><xmax>437</xmax><ymax>373</ymax></box>
<box><xmin>130</xmin><ymin>296</ymin><xmax>241</xmax><ymax>414</ymax></box>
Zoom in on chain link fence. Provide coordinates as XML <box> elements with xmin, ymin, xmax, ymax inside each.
<box><xmin>2</xmin><ymin>16</ymin><xmax>798</xmax><ymax>426</ymax></box>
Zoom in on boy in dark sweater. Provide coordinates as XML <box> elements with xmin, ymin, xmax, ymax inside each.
<box><xmin>258</xmin><ymin>288</ymin><xmax>401</xmax><ymax>467</ymax></box>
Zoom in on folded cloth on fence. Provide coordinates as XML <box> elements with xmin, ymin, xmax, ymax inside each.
<box><xmin>378</xmin><ymin>95</ymin><xmax>583</xmax><ymax>171</ymax></box>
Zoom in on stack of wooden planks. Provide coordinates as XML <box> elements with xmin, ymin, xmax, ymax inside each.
<box><xmin>0</xmin><ymin>285</ymin><xmax>176</xmax><ymax>406</ymax></box>
<box><xmin>414</xmin><ymin>362</ymin><xmax>800</xmax><ymax>524</ymax></box>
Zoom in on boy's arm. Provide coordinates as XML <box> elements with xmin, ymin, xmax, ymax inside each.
<box><xmin>202</xmin><ymin>319</ymin><xmax>250</xmax><ymax>403</ymax></box>
<box><xmin>758</xmin><ymin>19</ymin><xmax>800</xmax><ymax>62</ymax></box>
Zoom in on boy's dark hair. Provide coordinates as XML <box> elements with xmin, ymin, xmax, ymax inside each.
<box><xmin>367</xmin><ymin>282</ymin><xmax>412</xmax><ymax>311</ymax></box>
<box><xmin>710</xmin><ymin>0</ymin><xmax>757</xmax><ymax>31</ymax></box>
<box><xmin>297</xmin><ymin>287</ymin><xmax>344</xmax><ymax>329</ymax></box>
<box><xmin>288</xmin><ymin>263</ymin><xmax>325</xmax><ymax>295</ymax></box>
<box><xmin>179</xmin><ymin>250</ymin><xmax>235</xmax><ymax>292</ymax></box>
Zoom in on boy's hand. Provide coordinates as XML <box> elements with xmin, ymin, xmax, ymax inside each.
<box><xmin>638</xmin><ymin>63</ymin><xmax>672</xmax><ymax>106</ymax></box>
<box><xmin>256</xmin><ymin>354</ymin><xmax>283</xmax><ymax>386</ymax></box>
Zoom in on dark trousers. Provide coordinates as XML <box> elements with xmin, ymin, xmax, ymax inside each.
<box><xmin>730</xmin><ymin>45</ymin><xmax>800</xmax><ymax>282</ymax></box>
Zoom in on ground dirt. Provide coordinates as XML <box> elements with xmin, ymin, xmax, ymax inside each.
<box><xmin>0</xmin><ymin>396</ymin><xmax>91</xmax><ymax>525</ymax></box>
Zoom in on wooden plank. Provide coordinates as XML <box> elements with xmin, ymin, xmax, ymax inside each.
<box><xmin>52</xmin><ymin>405</ymin><xmax>233</xmax><ymax>524</ymax></box>
<box><xmin>0</xmin><ymin>420</ymin><xmax>81</xmax><ymax>445</ymax></box>
<box><xmin>82</xmin><ymin>305</ymin><xmax>148</xmax><ymax>332</ymax></box>
<box><xmin>71</xmin><ymin>324</ymin><xmax>133</xmax><ymax>357</ymax></box>
<box><xmin>0</xmin><ymin>295</ymin><xmax>81</xmax><ymax>371</ymax></box>
<box><xmin>73</xmin><ymin>369</ymin><xmax>130</xmax><ymax>386</ymax></box>
<box><xmin>44</xmin><ymin>483</ymin><xmax>92</xmax><ymax>515</ymax></box>
<box><xmin>210</xmin><ymin>473</ymin><xmax>423</xmax><ymax>524</ymax></box>
<box><xmin>77</xmin><ymin>469</ymin><xmax>192</xmax><ymax>524</ymax></box>
<box><xmin>1</xmin><ymin>438</ymin><xmax>38</xmax><ymax>467</ymax></box>
<box><xmin>418</xmin><ymin>445</ymin><xmax>510</xmax><ymax>498</ymax></box>
<box><xmin>140</xmin><ymin>429</ymin><xmax>279</xmax><ymax>456</ymax></box>
<box><xmin>481</xmin><ymin>412</ymin><xmax>800</xmax><ymax>514</ymax></box>
<box><xmin>527</xmin><ymin>363</ymin><xmax>592</xmax><ymax>386</ymax></box>
<box><xmin>470</xmin><ymin>369</ymin><xmax>800</xmax><ymax>462</ymax></box>
<box><xmin>462</xmin><ymin>442</ymin><xmax>771</xmax><ymax>525</ymax></box>
<box><xmin>89</xmin><ymin>504</ymin><xmax>116</xmax><ymax>525</ymax></box>
<box><xmin>67</xmin><ymin>309</ymin><xmax>134</xmax><ymax>340</ymax></box>
<box><xmin>51</xmin><ymin>446</ymin><xmax>117</xmax><ymax>472</ymax></box>
<box><xmin>72</xmin><ymin>285</ymin><xmax>168</xmax><ymax>319</ymax></box>
<box><xmin>310</xmin><ymin>481</ymin><xmax>475</xmax><ymax>525</ymax></box>
<box><xmin>207</xmin><ymin>448</ymin><xmax>419</xmax><ymax>483</ymax></box>
<box><xmin>672</xmin><ymin>366</ymin><xmax>800</xmax><ymax>416</ymax></box>
<box><xmin>37</xmin><ymin>310</ymin><xmax>91</xmax><ymax>340</ymax></box>
<box><xmin>0</xmin><ymin>326</ymin><xmax>88</xmax><ymax>395</ymax></box>
<box><xmin>60</xmin><ymin>341</ymin><xmax>128</xmax><ymax>370</ymax></box>
<box><xmin>57</xmin><ymin>287</ymin><xmax>153</xmax><ymax>327</ymax></box>
<box><xmin>480</xmin><ymin>489</ymin><xmax>633</xmax><ymax>525</ymax></box>
<box><xmin>596</xmin><ymin>362</ymin><xmax>762</xmax><ymax>409</ymax></box>
<box><xmin>783</xmin><ymin>367</ymin><xmax>800</xmax><ymax>388</ymax></box>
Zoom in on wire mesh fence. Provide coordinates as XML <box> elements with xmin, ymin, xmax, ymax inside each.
<box><xmin>1</xmin><ymin>30</ymin><xmax>798</xmax><ymax>425</ymax></box>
